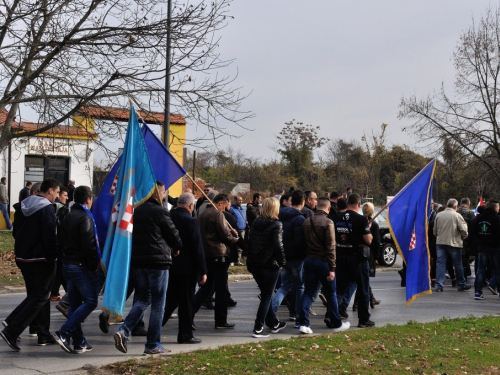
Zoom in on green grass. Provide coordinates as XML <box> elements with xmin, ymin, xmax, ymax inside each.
<box><xmin>100</xmin><ymin>316</ymin><xmax>500</xmax><ymax>374</ymax></box>
<box><xmin>0</xmin><ymin>231</ymin><xmax>14</xmax><ymax>254</ymax></box>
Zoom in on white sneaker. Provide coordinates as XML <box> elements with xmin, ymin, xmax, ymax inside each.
<box><xmin>299</xmin><ymin>326</ymin><xmax>313</xmax><ymax>334</ymax></box>
<box><xmin>332</xmin><ymin>321</ymin><xmax>350</xmax><ymax>333</ymax></box>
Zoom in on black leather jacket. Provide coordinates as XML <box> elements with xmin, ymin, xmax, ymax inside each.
<box><xmin>59</xmin><ymin>203</ymin><xmax>99</xmax><ymax>271</ymax></box>
<box><xmin>131</xmin><ymin>198</ymin><xmax>182</xmax><ymax>269</ymax></box>
<box><xmin>248</xmin><ymin>217</ymin><xmax>286</xmax><ymax>270</ymax></box>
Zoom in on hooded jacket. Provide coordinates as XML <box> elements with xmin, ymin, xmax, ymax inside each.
<box><xmin>278</xmin><ymin>207</ymin><xmax>305</xmax><ymax>261</ymax></box>
<box><xmin>248</xmin><ymin>217</ymin><xmax>286</xmax><ymax>270</ymax></box>
<box><xmin>12</xmin><ymin>195</ymin><xmax>57</xmax><ymax>263</ymax></box>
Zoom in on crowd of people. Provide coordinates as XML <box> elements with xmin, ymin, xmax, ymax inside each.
<box><xmin>2</xmin><ymin>177</ymin><xmax>496</xmax><ymax>357</ymax></box>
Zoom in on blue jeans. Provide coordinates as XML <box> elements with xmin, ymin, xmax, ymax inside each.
<box><xmin>436</xmin><ymin>245</ymin><xmax>466</xmax><ymax>290</ymax></box>
<box><xmin>253</xmin><ymin>267</ymin><xmax>280</xmax><ymax>331</ymax></box>
<box><xmin>120</xmin><ymin>268</ymin><xmax>169</xmax><ymax>349</ymax></box>
<box><xmin>60</xmin><ymin>264</ymin><xmax>100</xmax><ymax>345</ymax></box>
<box><xmin>336</xmin><ymin>255</ymin><xmax>371</xmax><ymax>323</ymax></box>
<box><xmin>339</xmin><ymin>281</ymin><xmax>357</xmax><ymax>310</ymax></box>
<box><xmin>271</xmin><ymin>259</ymin><xmax>304</xmax><ymax>319</ymax></box>
<box><xmin>299</xmin><ymin>257</ymin><xmax>342</xmax><ymax>328</ymax></box>
<box><xmin>474</xmin><ymin>247</ymin><xmax>500</xmax><ymax>293</ymax></box>
<box><xmin>0</xmin><ymin>203</ymin><xmax>12</xmax><ymax>229</ymax></box>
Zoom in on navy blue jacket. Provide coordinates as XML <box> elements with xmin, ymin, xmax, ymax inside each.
<box><xmin>169</xmin><ymin>207</ymin><xmax>207</xmax><ymax>276</ymax></box>
<box><xmin>278</xmin><ymin>207</ymin><xmax>306</xmax><ymax>262</ymax></box>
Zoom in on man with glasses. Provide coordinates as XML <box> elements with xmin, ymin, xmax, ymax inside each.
<box><xmin>301</xmin><ymin>191</ymin><xmax>317</xmax><ymax>219</ymax></box>
<box><xmin>195</xmin><ymin>184</ymin><xmax>213</xmax><ymax>216</ymax></box>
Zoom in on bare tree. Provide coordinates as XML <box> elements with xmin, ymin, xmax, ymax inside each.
<box><xmin>0</xmin><ymin>0</ymin><xmax>253</xmax><ymax>154</ymax></box>
<box><xmin>399</xmin><ymin>7</ymin><xmax>500</xmax><ymax>183</ymax></box>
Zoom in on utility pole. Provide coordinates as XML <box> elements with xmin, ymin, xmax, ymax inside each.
<box><xmin>163</xmin><ymin>0</ymin><xmax>172</xmax><ymax>150</ymax></box>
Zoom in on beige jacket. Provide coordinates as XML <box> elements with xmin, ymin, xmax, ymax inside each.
<box><xmin>433</xmin><ymin>208</ymin><xmax>468</xmax><ymax>248</ymax></box>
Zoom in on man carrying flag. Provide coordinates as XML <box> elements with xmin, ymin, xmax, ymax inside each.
<box><xmin>386</xmin><ymin>159</ymin><xmax>436</xmax><ymax>304</ymax></box>
<box><xmin>113</xmin><ymin>180</ymin><xmax>182</xmax><ymax>355</ymax></box>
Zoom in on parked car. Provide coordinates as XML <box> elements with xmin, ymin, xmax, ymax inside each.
<box><xmin>372</xmin><ymin>208</ymin><xmax>398</xmax><ymax>267</ymax></box>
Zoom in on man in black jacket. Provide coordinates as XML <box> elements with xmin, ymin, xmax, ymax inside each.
<box><xmin>473</xmin><ymin>200</ymin><xmax>500</xmax><ymax>300</ymax></box>
<box><xmin>52</xmin><ymin>186</ymin><xmax>100</xmax><ymax>354</ymax></box>
<box><xmin>1</xmin><ymin>178</ymin><xmax>60</xmax><ymax>351</ymax></box>
<box><xmin>114</xmin><ymin>181</ymin><xmax>182</xmax><ymax>356</ymax></box>
<box><xmin>163</xmin><ymin>192</ymin><xmax>207</xmax><ymax>344</ymax></box>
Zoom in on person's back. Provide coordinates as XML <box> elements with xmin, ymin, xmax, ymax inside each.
<box><xmin>434</xmin><ymin>207</ymin><xmax>468</xmax><ymax>247</ymax></box>
<box><xmin>278</xmin><ymin>206</ymin><xmax>305</xmax><ymax>261</ymax></box>
<box><xmin>476</xmin><ymin>207</ymin><xmax>500</xmax><ymax>248</ymax></box>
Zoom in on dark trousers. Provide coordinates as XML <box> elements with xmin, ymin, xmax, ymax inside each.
<box><xmin>474</xmin><ymin>247</ymin><xmax>500</xmax><ymax>293</ymax></box>
<box><xmin>4</xmin><ymin>261</ymin><xmax>56</xmax><ymax>339</ymax></box>
<box><xmin>194</xmin><ymin>257</ymin><xmax>229</xmax><ymax>324</ymax></box>
<box><xmin>252</xmin><ymin>267</ymin><xmax>280</xmax><ymax>331</ymax></box>
<box><xmin>51</xmin><ymin>259</ymin><xmax>67</xmax><ymax>297</ymax></box>
<box><xmin>336</xmin><ymin>256</ymin><xmax>370</xmax><ymax>323</ymax></box>
<box><xmin>163</xmin><ymin>273</ymin><xmax>197</xmax><ymax>342</ymax></box>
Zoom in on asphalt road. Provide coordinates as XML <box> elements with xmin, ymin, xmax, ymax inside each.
<box><xmin>0</xmin><ymin>268</ymin><xmax>499</xmax><ymax>375</ymax></box>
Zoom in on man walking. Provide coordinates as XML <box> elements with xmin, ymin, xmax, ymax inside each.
<box><xmin>298</xmin><ymin>197</ymin><xmax>350</xmax><ymax>334</ymax></box>
<box><xmin>52</xmin><ymin>186</ymin><xmax>100</xmax><ymax>354</ymax></box>
<box><xmin>193</xmin><ymin>193</ymin><xmax>238</xmax><ymax>329</ymax></box>
<box><xmin>113</xmin><ymin>181</ymin><xmax>182</xmax><ymax>355</ymax></box>
<box><xmin>333</xmin><ymin>194</ymin><xmax>374</xmax><ymax>328</ymax></box>
<box><xmin>1</xmin><ymin>178</ymin><xmax>60</xmax><ymax>351</ymax></box>
<box><xmin>230</xmin><ymin>195</ymin><xmax>246</xmax><ymax>265</ymax></box>
<box><xmin>163</xmin><ymin>192</ymin><xmax>207</xmax><ymax>344</ymax></box>
<box><xmin>0</xmin><ymin>176</ymin><xmax>12</xmax><ymax>230</ymax></box>
<box><xmin>18</xmin><ymin>181</ymin><xmax>32</xmax><ymax>203</ymax></box>
<box><xmin>433</xmin><ymin>199</ymin><xmax>471</xmax><ymax>292</ymax></box>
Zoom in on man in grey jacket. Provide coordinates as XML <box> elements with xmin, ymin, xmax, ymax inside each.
<box><xmin>433</xmin><ymin>198</ymin><xmax>471</xmax><ymax>292</ymax></box>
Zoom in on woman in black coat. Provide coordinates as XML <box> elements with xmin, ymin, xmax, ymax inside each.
<box><xmin>247</xmin><ymin>197</ymin><xmax>286</xmax><ymax>338</ymax></box>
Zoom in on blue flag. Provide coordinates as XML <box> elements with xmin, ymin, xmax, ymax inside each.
<box><xmin>100</xmin><ymin>104</ymin><xmax>157</xmax><ymax>321</ymax></box>
<box><xmin>93</xmin><ymin>121</ymin><xmax>186</xmax><ymax>247</ymax></box>
<box><xmin>386</xmin><ymin>159</ymin><xmax>436</xmax><ymax>305</ymax></box>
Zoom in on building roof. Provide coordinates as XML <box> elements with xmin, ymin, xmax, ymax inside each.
<box><xmin>0</xmin><ymin>109</ymin><xmax>97</xmax><ymax>140</ymax></box>
<box><xmin>77</xmin><ymin>106</ymin><xmax>187</xmax><ymax>125</ymax></box>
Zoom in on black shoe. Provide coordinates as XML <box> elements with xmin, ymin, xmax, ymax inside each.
<box><xmin>55</xmin><ymin>303</ymin><xmax>68</xmax><ymax>318</ymax></box>
<box><xmin>458</xmin><ymin>284</ymin><xmax>472</xmax><ymax>291</ymax></box>
<box><xmin>0</xmin><ymin>329</ymin><xmax>21</xmax><ymax>351</ymax></box>
<box><xmin>215</xmin><ymin>322</ymin><xmax>235</xmax><ymax>329</ymax></box>
<box><xmin>339</xmin><ymin>306</ymin><xmax>348</xmax><ymax>320</ymax></box>
<box><xmin>99</xmin><ymin>312</ymin><xmax>109</xmax><ymax>334</ymax></box>
<box><xmin>202</xmin><ymin>301</ymin><xmax>215</xmax><ymax>310</ymax></box>
<box><xmin>37</xmin><ymin>335</ymin><xmax>56</xmax><ymax>346</ymax></box>
<box><xmin>131</xmin><ymin>326</ymin><xmax>148</xmax><ymax>336</ymax></box>
<box><xmin>324</xmin><ymin>318</ymin><xmax>334</xmax><ymax>328</ymax></box>
<box><xmin>53</xmin><ymin>330</ymin><xmax>72</xmax><ymax>353</ymax></box>
<box><xmin>358</xmin><ymin>320</ymin><xmax>375</xmax><ymax>328</ymax></box>
<box><xmin>178</xmin><ymin>337</ymin><xmax>202</xmax><ymax>344</ymax></box>
<box><xmin>271</xmin><ymin>321</ymin><xmax>286</xmax><ymax>334</ymax></box>
<box><xmin>227</xmin><ymin>298</ymin><xmax>237</xmax><ymax>307</ymax></box>
<box><xmin>73</xmin><ymin>340</ymin><xmax>93</xmax><ymax>354</ymax></box>
<box><xmin>452</xmin><ymin>279</ymin><xmax>457</xmax><ymax>287</ymax></box>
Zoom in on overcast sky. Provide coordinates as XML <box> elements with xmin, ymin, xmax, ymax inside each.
<box><xmin>182</xmin><ymin>0</ymin><xmax>493</xmax><ymax>161</ymax></box>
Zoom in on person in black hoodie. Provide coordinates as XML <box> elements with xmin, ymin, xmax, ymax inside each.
<box><xmin>52</xmin><ymin>186</ymin><xmax>100</xmax><ymax>354</ymax></box>
<box><xmin>1</xmin><ymin>178</ymin><xmax>60</xmax><ymax>351</ymax></box>
<box><xmin>248</xmin><ymin>197</ymin><xmax>286</xmax><ymax>338</ymax></box>
<box><xmin>473</xmin><ymin>200</ymin><xmax>500</xmax><ymax>300</ymax></box>
<box><xmin>113</xmin><ymin>180</ymin><xmax>182</xmax><ymax>356</ymax></box>
<box><xmin>272</xmin><ymin>190</ymin><xmax>306</xmax><ymax>324</ymax></box>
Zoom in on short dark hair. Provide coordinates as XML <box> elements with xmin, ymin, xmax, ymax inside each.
<box><xmin>347</xmin><ymin>193</ymin><xmax>360</xmax><ymax>206</ymax></box>
<box><xmin>156</xmin><ymin>180</ymin><xmax>165</xmax><ymax>188</ymax></box>
<box><xmin>316</xmin><ymin>197</ymin><xmax>331</xmax><ymax>210</ymax></box>
<box><xmin>40</xmin><ymin>178</ymin><xmax>60</xmax><ymax>193</ymax></box>
<box><xmin>74</xmin><ymin>186</ymin><xmax>93</xmax><ymax>204</ymax></box>
<box><xmin>346</xmin><ymin>187</ymin><xmax>352</xmax><ymax>191</ymax></box>
<box><xmin>280</xmin><ymin>193</ymin><xmax>290</xmax><ymax>205</ymax></box>
<box><xmin>304</xmin><ymin>190</ymin><xmax>312</xmax><ymax>199</ymax></box>
<box><xmin>477</xmin><ymin>205</ymin><xmax>486</xmax><ymax>214</ymax></box>
<box><xmin>461</xmin><ymin>198</ymin><xmax>470</xmax><ymax>205</ymax></box>
<box><xmin>291</xmin><ymin>190</ymin><xmax>306</xmax><ymax>206</ymax></box>
<box><xmin>213</xmin><ymin>193</ymin><xmax>229</xmax><ymax>204</ymax></box>
<box><xmin>337</xmin><ymin>198</ymin><xmax>347</xmax><ymax>210</ymax></box>
<box><xmin>0</xmin><ymin>177</ymin><xmax>6</xmax><ymax>183</ymax></box>
<box><xmin>330</xmin><ymin>191</ymin><xmax>340</xmax><ymax>200</ymax></box>
<box><xmin>59</xmin><ymin>186</ymin><xmax>68</xmax><ymax>194</ymax></box>
<box><xmin>486</xmin><ymin>200</ymin><xmax>499</xmax><ymax>210</ymax></box>
<box><xmin>252</xmin><ymin>193</ymin><xmax>262</xmax><ymax>202</ymax></box>
<box><xmin>26</xmin><ymin>181</ymin><xmax>32</xmax><ymax>187</ymax></box>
